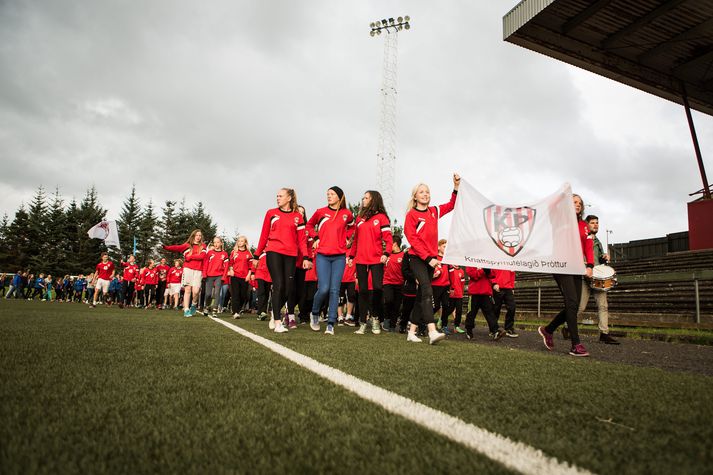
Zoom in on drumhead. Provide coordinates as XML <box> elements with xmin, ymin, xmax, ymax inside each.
<box><xmin>593</xmin><ymin>264</ymin><xmax>616</xmax><ymax>279</ymax></box>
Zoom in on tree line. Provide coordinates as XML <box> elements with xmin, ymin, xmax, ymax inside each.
<box><xmin>0</xmin><ymin>185</ymin><xmax>219</xmax><ymax>276</ymax></box>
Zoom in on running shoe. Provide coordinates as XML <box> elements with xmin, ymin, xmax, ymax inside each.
<box><xmin>455</xmin><ymin>327</ymin><xmax>465</xmax><ymax>334</ymax></box>
<box><xmin>490</xmin><ymin>329</ymin><xmax>506</xmax><ymax>341</ymax></box>
<box><xmin>371</xmin><ymin>318</ymin><xmax>381</xmax><ymax>335</ymax></box>
<box><xmin>189</xmin><ymin>304</ymin><xmax>197</xmax><ymax>316</ymax></box>
<box><xmin>465</xmin><ymin>328</ymin><xmax>473</xmax><ymax>340</ymax></box>
<box><xmin>310</xmin><ymin>313</ymin><xmax>320</xmax><ymax>332</ymax></box>
<box><xmin>183</xmin><ymin>309</ymin><xmax>191</xmax><ymax>318</ymax></box>
<box><xmin>600</xmin><ymin>333</ymin><xmax>620</xmax><ymax>345</ymax></box>
<box><xmin>337</xmin><ymin>316</ymin><xmax>345</xmax><ymax>326</ymax></box>
<box><xmin>324</xmin><ymin>324</ymin><xmax>334</xmax><ymax>335</ymax></box>
<box><xmin>274</xmin><ymin>324</ymin><xmax>288</xmax><ymax>334</ymax></box>
<box><xmin>233</xmin><ymin>312</ymin><xmax>240</xmax><ymax>319</ymax></box>
<box><xmin>429</xmin><ymin>331</ymin><xmax>445</xmax><ymax>345</ymax></box>
<box><xmin>538</xmin><ymin>326</ymin><xmax>554</xmax><ymax>350</ymax></box>
<box><xmin>257</xmin><ymin>312</ymin><xmax>268</xmax><ymax>321</ymax></box>
<box><xmin>288</xmin><ymin>317</ymin><xmax>297</xmax><ymax>330</ymax></box>
<box><xmin>406</xmin><ymin>332</ymin><xmax>422</xmax><ymax>343</ymax></box>
<box><xmin>344</xmin><ymin>316</ymin><xmax>356</xmax><ymax>327</ymax></box>
<box><xmin>269</xmin><ymin>318</ymin><xmax>276</xmax><ymax>330</ymax></box>
<box><xmin>505</xmin><ymin>329</ymin><xmax>519</xmax><ymax>338</ymax></box>
<box><xmin>569</xmin><ymin>344</ymin><xmax>589</xmax><ymax>357</ymax></box>
<box><xmin>355</xmin><ymin>323</ymin><xmax>367</xmax><ymax>335</ymax></box>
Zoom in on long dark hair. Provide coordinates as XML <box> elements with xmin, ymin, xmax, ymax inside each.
<box><xmin>359</xmin><ymin>190</ymin><xmax>389</xmax><ymax>220</ymax></box>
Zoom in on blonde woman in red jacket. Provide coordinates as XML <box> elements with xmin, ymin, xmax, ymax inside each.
<box><xmin>163</xmin><ymin>229</ymin><xmax>207</xmax><ymax>317</ymax></box>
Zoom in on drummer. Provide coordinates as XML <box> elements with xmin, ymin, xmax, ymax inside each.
<box><xmin>577</xmin><ymin>215</ymin><xmax>620</xmax><ymax>345</ymax></box>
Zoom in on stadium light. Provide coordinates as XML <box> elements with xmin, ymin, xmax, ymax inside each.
<box><xmin>369</xmin><ymin>14</ymin><xmax>410</xmax><ymax>36</ymax></box>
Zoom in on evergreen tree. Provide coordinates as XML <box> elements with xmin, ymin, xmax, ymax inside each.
<box><xmin>76</xmin><ymin>186</ymin><xmax>107</xmax><ymax>272</ymax></box>
<box><xmin>63</xmin><ymin>198</ymin><xmax>82</xmax><ymax>273</ymax></box>
<box><xmin>173</xmin><ymin>198</ymin><xmax>193</xmax><ymax>243</ymax></box>
<box><xmin>117</xmin><ymin>185</ymin><xmax>142</xmax><ymax>258</ymax></box>
<box><xmin>26</xmin><ymin>186</ymin><xmax>48</xmax><ymax>272</ymax></box>
<box><xmin>159</xmin><ymin>200</ymin><xmax>184</xmax><ymax>248</ymax></box>
<box><xmin>137</xmin><ymin>200</ymin><xmax>159</xmax><ymax>265</ymax></box>
<box><xmin>0</xmin><ymin>213</ymin><xmax>11</xmax><ymax>270</ymax></box>
<box><xmin>7</xmin><ymin>204</ymin><xmax>31</xmax><ymax>270</ymax></box>
<box><xmin>190</xmin><ymin>202</ymin><xmax>217</xmax><ymax>239</ymax></box>
<box><xmin>44</xmin><ymin>188</ymin><xmax>69</xmax><ymax>275</ymax></box>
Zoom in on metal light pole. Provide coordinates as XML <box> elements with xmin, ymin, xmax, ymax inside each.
<box><xmin>370</xmin><ymin>16</ymin><xmax>410</xmax><ymax>215</ymax></box>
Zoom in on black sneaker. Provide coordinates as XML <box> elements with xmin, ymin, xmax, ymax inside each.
<box><xmin>600</xmin><ymin>333</ymin><xmax>620</xmax><ymax>345</ymax></box>
<box><xmin>465</xmin><ymin>328</ymin><xmax>473</xmax><ymax>340</ymax></box>
<box><xmin>490</xmin><ymin>329</ymin><xmax>506</xmax><ymax>341</ymax></box>
<box><xmin>505</xmin><ymin>329</ymin><xmax>519</xmax><ymax>338</ymax></box>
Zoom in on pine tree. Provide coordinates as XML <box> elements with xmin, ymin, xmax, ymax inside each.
<box><xmin>26</xmin><ymin>186</ymin><xmax>48</xmax><ymax>272</ymax></box>
<box><xmin>77</xmin><ymin>186</ymin><xmax>107</xmax><ymax>272</ymax></box>
<box><xmin>137</xmin><ymin>200</ymin><xmax>159</xmax><ymax>265</ymax></box>
<box><xmin>159</xmin><ymin>200</ymin><xmax>184</xmax><ymax>248</ymax></box>
<box><xmin>117</xmin><ymin>185</ymin><xmax>142</xmax><ymax>259</ymax></box>
<box><xmin>7</xmin><ymin>204</ymin><xmax>31</xmax><ymax>270</ymax></box>
<box><xmin>44</xmin><ymin>188</ymin><xmax>68</xmax><ymax>275</ymax></box>
<box><xmin>63</xmin><ymin>198</ymin><xmax>82</xmax><ymax>273</ymax></box>
<box><xmin>0</xmin><ymin>213</ymin><xmax>11</xmax><ymax>270</ymax></box>
<box><xmin>191</xmin><ymin>202</ymin><xmax>217</xmax><ymax>239</ymax></box>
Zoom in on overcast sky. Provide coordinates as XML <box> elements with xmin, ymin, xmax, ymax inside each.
<box><xmin>1</xmin><ymin>0</ymin><xmax>711</xmax><ymax>248</ymax></box>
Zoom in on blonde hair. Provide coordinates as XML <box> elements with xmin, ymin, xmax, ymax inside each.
<box><xmin>233</xmin><ymin>235</ymin><xmax>249</xmax><ymax>254</ymax></box>
<box><xmin>406</xmin><ymin>183</ymin><xmax>430</xmax><ymax>212</ymax></box>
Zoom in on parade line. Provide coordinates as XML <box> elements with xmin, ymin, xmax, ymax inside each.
<box><xmin>209</xmin><ymin>317</ymin><xmax>594</xmax><ymax>475</ymax></box>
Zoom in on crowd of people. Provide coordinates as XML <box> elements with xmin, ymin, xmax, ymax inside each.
<box><xmin>2</xmin><ymin>173</ymin><xmax>619</xmax><ymax>356</ymax></box>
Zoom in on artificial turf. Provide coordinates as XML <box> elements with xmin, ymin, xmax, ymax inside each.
<box><xmin>1</xmin><ymin>300</ymin><xmax>711</xmax><ymax>474</ymax></box>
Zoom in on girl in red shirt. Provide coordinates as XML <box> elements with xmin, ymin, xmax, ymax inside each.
<box><xmin>163</xmin><ymin>229</ymin><xmax>207</xmax><ymax>317</ymax></box>
<box><xmin>228</xmin><ymin>235</ymin><xmax>253</xmax><ymax>319</ymax></box>
<box><xmin>306</xmin><ymin>186</ymin><xmax>354</xmax><ymax>334</ymax></box>
<box><xmin>382</xmin><ymin>236</ymin><xmax>404</xmax><ymax>332</ymax></box>
<box><xmin>203</xmin><ymin>236</ymin><xmax>229</xmax><ymax>317</ymax></box>
<box><xmin>538</xmin><ymin>193</ymin><xmax>594</xmax><ymax>357</ymax></box>
<box><xmin>403</xmin><ymin>173</ymin><xmax>460</xmax><ymax>344</ymax></box>
<box><xmin>432</xmin><ymin>239</ymin><xmax>452</xmax><ymax>333</ymax></box>
<box><xmin>256</xmin><ymin>188</ymin><xmax>310</xmax><ymax>333</ymax></box>
<box><xmin>348</xmin><ymin>190</ymin><xmax>392</xmax><ymax>335</ymax></box>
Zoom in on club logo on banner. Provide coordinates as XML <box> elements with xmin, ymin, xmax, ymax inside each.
<box><xmin>483</xmin><ymin>205</ymin><xmax>536</xmax><ymax>257</ymax></box>
<box><xmin>442</xmin><ymin>179</ymin><xmax>585</xmax><ymax>275</ymax></box>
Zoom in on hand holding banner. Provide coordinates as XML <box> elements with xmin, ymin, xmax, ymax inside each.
<box><xmin>442</xmin><ymin>179</ymin><xmax>585</xmax><ymax>275</ymax></box>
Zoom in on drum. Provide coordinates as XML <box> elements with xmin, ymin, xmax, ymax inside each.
<box><xmin>590</xmin><ymin>264</ymin><xmax>617</xmax><ymax>291</ymax></box>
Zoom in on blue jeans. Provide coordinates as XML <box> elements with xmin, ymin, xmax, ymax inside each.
<box><xmin>312</xmin><ymin>253</ymin><xmax>346</xmax><ymax>324</ymax></box>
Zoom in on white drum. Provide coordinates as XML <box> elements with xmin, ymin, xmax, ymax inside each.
<box><xmin>591</xmin><ymin>264</ymin><xmax>617</xmax><ymax>291</ymax></box>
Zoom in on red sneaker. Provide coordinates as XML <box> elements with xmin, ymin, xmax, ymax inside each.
<box><xmin>538</xmin><ymin>326</ymin><xmax>554</xmax><ymax>350</ymax></box>
<box><xmin>569</xmin><ymin>344</ymin><xmax>590</xmax><ymax>357</ymax></box>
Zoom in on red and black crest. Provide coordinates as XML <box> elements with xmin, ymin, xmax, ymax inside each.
<box><xmin>483</xmin><ymin>206</ymin><xmax>536</xmax><ymax>257</ymax></box>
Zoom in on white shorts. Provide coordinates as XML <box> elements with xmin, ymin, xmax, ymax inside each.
<box><xmin>168</xmin><ymin>283</ymin><xmax>182</xmax><ymax>296</ymax></box>
<box><xmin>96</xmin><ymin>278</ymin><xmax>110</xmax><ymax>293</ymax></box>
<box><xmin>181</xmin><ymin>268</ymin><xmax>202</xmax><ymax>288</ymax></box>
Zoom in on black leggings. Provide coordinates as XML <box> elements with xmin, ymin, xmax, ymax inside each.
<box><xmin>546</xmin><ymin>274</ymin><xmax>582</xmax><ymax>345</ymax></box>
<box><xmin>408</xmin><ymin>257</ymin><xmax>435</xmax><ymax>326</ymax></box>
<box><xmin>266</xmin><ymin>252</ymin><xmax>296</xmax><ymax>322</ymax></box>
<box><xmin>433</xmin><ymin>285</ymin><xmax>452</xmax><ymax>327</ymax></box>
<box><xmin>299</xmin><ymin>281</ymin><xmax>318</xmax><ymax>322</ymax></box>
<box><xmin>450</xmin><ymin>297</ymin><xmax>463</xmax><ymax>327</ymax></box>
<box><xmin>493</xmin><ymin>289</ymin><xmax>516</xmax><ymax>332</ymax></box>
<box><xmin>355</xmin><ymin>263</ymin><xmax>384</xmax><ymax>324</ymax></box>
<box><xmin>400</xmin><ymin>295</ymin><xmax>416</xmax><ymax>328</ymax></box>
<box><xmin>383</xmin><ymin>284</ymin><xmax>403</xmax><ymax>328</ymax></box>
<box><xmin>122</xmin><ymin>281</ymin><xmax>135</xmax><ymax>306</ymax></box>
<box><xmin>466</xmin><ymin>294</ymin><xmax>499</xmax><ymax>333</ymax></box>
<box><xmin>256</xmin><ymin>279</ymin><xmax>272</xmax><ymax>315</ymax></box>
<box><xmin>144</xmin><ymin>284</ymin><xmax>156</xmax><ymax>306</ymax></box>
<box><xmin>288</xmin><ymin>267</ymin><xmax>306</xmax><ymax>315</ymax></box>
<box><xmin>230</xmin><ymin>277</ymin><xmax>250</xmax><ymax>314</ymax></box>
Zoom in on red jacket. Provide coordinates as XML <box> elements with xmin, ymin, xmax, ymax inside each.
<box><xmin>163</xmin><ymin>243</ymin><xmax>207</xmax><ymax>271</ymax></box>
<box><xmin>203</xmin><ymin>249</ymin><xmax>229</xmax><ymax>277</ymax></box>
<box><xmin>306</xmin><ymin>206</ymin><xmax>355</xmax><ymax>256</ymax></box>
<box><xmin>167</xmin><ymin>266</ymin><xmax>183</xmax><ymax>284</ymax></box>
<box><xmin>229</xmin><ymin>249</ymin><xmax>253</xmax><ymax>278</ymax></box>
<box><xmin>254</xmin><ymin>254</ymin><xmax>271</xmax><ymax>283</ymax></box>
<box><xmin>579</xmin><ymin>219</ymin><xmax>595</xmax><ymax>267</ymax></box>
<box><xmin>431</xmin><ymin>256</ymin><xmax>450</xmax><ymax>287</ymax></box>
<box><xmin>142</xmin><ymin>267</ymin><xmax>158</xmax><ymax>285</ymax></box>
<box><xmin>403</xmin><ymin>192</ymin><xmax>457</xmax><ymax>262</ymax></box>
<box><xmin>466</xmin><ymin>267</ymin><xmax>492</xmax><ymax>296</ymax></box>
<box><xmin>490</xmin><ymin>269</ymin><xmax>515</xmax><ymax>289</ymax></box>
<box><xmin>121</xmin><ymin>262</ymin><xmax>139</xmax><ymax>282</ymax></box>
<box><xmin>383</xmin><ymin>251</ymin><xmax>405</xmax><ymax>286</ymax></box>
<box><xmin>349</xmin><ymin>213</ymin><xmax>392</xmax><ymax>264</ymax></box>
<box><xmin>449</xmin><ymin>266</ymin><xmax>466</xmax><ymax>298</ymax></box>
<box><xmin>256</xmin><ymin>208</ymin><xmax>308</xmax><ymax>258</ymax></box>
<box><xmin>341</xmin><ymin>260</ymin><xmax>357</xmax><ymax>283</ymax></box>
<box><xmin>156</xmin><ymin>264</ymin><xmax>169</xmax><ymax>282</ymax></box>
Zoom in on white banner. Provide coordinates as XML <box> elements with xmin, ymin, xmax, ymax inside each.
<box><xmin>442</xmin><ymin>179</ymin><xmax>584</xmax><ymax>275</ymax></box>
<box><xmin>87</xmin><ymin>219</ymin><xmax>121</xmax><ymax>249</ymax></box>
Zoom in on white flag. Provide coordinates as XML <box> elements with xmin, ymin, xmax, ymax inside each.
<box><xmin>442</xmin><ymin>179</ymin><xmax>585</xmax><ymax>275</ymax></box>
<box><xmin>87</xmin><ymin>219</ymin><xmax>121</xmax><ymax>249</ymax></box>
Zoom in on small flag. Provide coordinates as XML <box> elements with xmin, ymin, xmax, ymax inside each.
<box><xmin>87</xmin><ymin>219</ymin><xmax>121</xmax><ymax>249</ymax></box>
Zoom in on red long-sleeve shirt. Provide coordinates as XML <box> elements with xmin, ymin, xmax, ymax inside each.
<box><xmin>342</xmin><ymin>260</ymin><xmax>357</xmax><ymax>283</ymax></box>
<box><xmin>229</xmin><ymin>249</ymin><xmax>253</xmax><ymax>279</ymax></box>
<box><xmin>449</xmin><ymin>266</ymin><xmax>466</xmax><ymax>298</ymax></box>
<box><xmin>383</xmin><ymin>251</ymin><xmax>405</xmax><ymax>286</ymax></box>
<box><xmin>305</xmin><ymin>243</ymin><xmax>318</xmax><ymax>282</ymax></box>
<box><xmin>167</xmin><ymin>266</ymin><xmax>183</xmax><ymax>284</ymax></box>
<box><xmin>254</xmin><ymin>254</ymin><xmax>272</xmax><ymax>283</ymax></box>
<box><xmin>163</xmin><ymin>243</ymin><xmax>207</xmax><ymax>271</ymax></box>
<box><xmin>256</xmin><ymin>208</ymin><xmax>308</xmax><ymax>258</ymax></box>
<box><xmin>349</xmin><ymin>213</ymin><xmax>392</xmax><ymax>264</ymax></box>
<box><xmin>466</xmin><ymin>267</ymin><xmax>492</xmax><ymax>296</ymax></box>
<box><xmin>579</xmin><ymin>219</ymin><xmax>595</xmax><ymax>267</ymax></box>
<box><xmin>306</xmin><ymin>206</ymin><xmax>355</xmax><ymax>256</ymax></box>
<box><xmin>490</xmin><ymin>269</ymin><xmax>516</xmax><ymax>289</ymax></box>
<box><xmin>403</xmin><ymin>192</ymin><xmax>457</xmax><ymax>262</ymax></box>
<box><xmin>141</xmin><ymin>267</ymin><xmax>158</xmax><ymax>285</ymax></box>
<box><xmin>156</xmin><ymin>264</ymin><xmax>169</xmax><ymax>282</ymax></box>
<box><xmin>121</xmin><ymin>262</ymin><xmax>139</xmax><ymax>282</ymax></box>
<box><xmin>95</xmin><ymin>261</ymin><xmax>115</xmax><ymax>280</ymax></box>
<box><xmin>431</xmin><ymin>256</ymin><xmax>450</xmax><ymax>287</ymax></box>
<box><xmin>203</xmin><ymin>249</ymin><xmax>229</xmax><ymax>277</ymax></box>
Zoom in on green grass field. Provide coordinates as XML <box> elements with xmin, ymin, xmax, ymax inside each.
<box><xmin>1</xmin><ymin>300</ymin><xmax>712</xmax><ymax>474</ymax></box>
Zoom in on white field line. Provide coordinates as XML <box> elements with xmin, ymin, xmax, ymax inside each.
<box><xmin>210</xmin><ymin>317</ymin><xmax>594</xmax><ymax>475</ymax></box>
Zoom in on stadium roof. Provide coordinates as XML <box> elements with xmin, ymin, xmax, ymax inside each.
<box><xmin>503</xmin><ymin>0</ymin><xmax>713</xmax><ymax>116</ymax></box>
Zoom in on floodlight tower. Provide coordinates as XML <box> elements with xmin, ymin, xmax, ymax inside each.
<box><xmin>370</xmin><ymin>16</ymin><xmax>410</xmax><ymax>215</ymax></box>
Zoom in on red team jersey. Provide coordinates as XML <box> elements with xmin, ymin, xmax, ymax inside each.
<box><xmin>578</xmin><ymin>219</ymin><xmax>595</xmax><ymax>267</ymax></box>
<box><xmin>141</xmin><ymin>267</ymin><xmax>158</xmax><ymax>285</ymax></box>
<box><xmin>163</xmin><ymin>243</ymin><xmax>208</xmax><ymax>271</ymax></box>
<box><xmin>306</xmin><ymin>207</ymin><xmax>355</xmax><ymax>256</ymax></box>
<box><xmin>156</xmin><ymin>264</ymin><xmax>170</xmax><ymax>282</ymax></box>
<box><xmin>449</xmin><ymin>266</ymin><xmax>466</xmax><ymax>298</ymax></box>
<box><xmin>404</xmin><ymin>192</ymin><xmax>457</xmax><ymax>262</ymax></box>
<box><xmin>254</xmin><ymin>254</ymin><xmax>272</xmax><ymax>283</ymax></box>
<box><xmin>490</xmin><ymin>269</ymin><xmax>516</xmax><ymax>289</ymax></box>
<box><xmin>167</xmin><ymin>266</ymin><xmax>183</xmax><ymax>284</ymax></box>
<box><xmin>96</xmin><ymin>261</ymin><xmax>115</xmax><ymax>280</ymax></box>
<box><xmin>256</xmin><ymin>208</ymin><xmax>308</xmax><ymax>258</ymax></box>
<box><xmin>466</xmin><ymin>267</ymin><xmax>492</xmax><ymax>296</ymax></box>
<box><xmin>121</xmin><ymin>262</ymin><xmax>138</xmax><ymax>282</ymax></box>
<box><xmin>431</xmin><ymin>256</ymin><xmax>450</xmax><ymax>287</ymax></box>
<box><xmin>349</xmin><ymin>213</ymin><xmax>393</xmax><ymax>264</ymax></box>
<box><xmin>341</xmin><ymin>260</ymin><xmax>357</xmax><ymax>283</ymax></box>
<box><xmin>229</xmin><ymin>249</ymin><xmax>253</xmax><ymax>278</ymax></box>
<box><xmin>203</xmin><ymin>249</ymin><xmax>229</xmax><ymax>277</ymax></box>
<box><xmin>383</xmin><ymin>250</ymin><xmax>405</xmax><ymax>286</ymax></box>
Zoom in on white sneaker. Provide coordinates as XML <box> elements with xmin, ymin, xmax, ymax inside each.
<box><xmin>324</xmin><ymin>324</ymin><xmax>334</xmax><ymax>335</ymax></box>
<box><xmin>232</xmin><ymin>312</ymin><xmax>240</xmax><ymax>319</ymax></box>
<box><xmin>310</xmin><ymin>313</ymin><xmax>320</xmax><ymax>332</ymax></box>
<box><xmin>269</xmin><ymin>318</ymin><xmax>276</xmax><ymax>330</ymax></box>
<box><xmin>406</xmin><ymin>332</ymin><xmax>422</xmax><ymax>343</ymax></box>
<box><xmin>274</xmin><ymin>324</ymin><xmax>288</xmax><ymax>333</ymax></box>
<box><xmin>429</xmin><ymin>331</ymin><xmax>446</xmax><ymax>345</ymax></box>
<box><xmin>355</xmin><ymin>323</ymin><xmax>367</xmax><ymax>335</ymax></box>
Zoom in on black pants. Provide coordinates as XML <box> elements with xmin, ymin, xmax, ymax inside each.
<box><xmin>383</xmin><ymin>284</ymin><xmax>403</xmax><ymax>328</ymax></box>
<box><xmin>433</xmin><ymin>285</ymin><xmax>452</xmax><ymax>327</ymax></box>
<box><xmin>199</xmin><ymin>278</ymin><xmax>208</xmax><ymax>309</ymax></box>
<box><xmin>144</xmin><ymin>284</ymin><xmax>157</xmax><ymax>306</ymax></box>
<box><xmin>355</xmin><ymin>263</ymin><xmax>384</xmax><ymax>324</ymax></box>
<box><xmin>156</xmin><ymin>281</ymin><xmax>167</xmax><ymax>306</ymax></box>
<box><xmin>29</xmin><ymin>288</ymin><xmax>43</xmax><ymax>300</ymax></box>
<box><xmin>266</xmin><ymin>252</ymin><xmax>297</xmax><ymax>322</ymax></box>
<box><xmin>546</xmin><ymin>274</ymin><xmax>582</xmax><ymax>345</ymax></box>
<box><xmin>450</xmin><ymin>297</ymin><xmax>463</xmax><ymax>327</ymax></box>
<box><xmin>409</xmin><ymin>257</ymin><xmax>435</xmax><ymax>326</ymax></box>
<box><xmin>256</xmin><ymin>279</ymin><xmax>272</xmax><ymax>315</ymax></box>
<box><xmin>122</xmin><ymin>281</ymin><xmax>135</xmax><ymax>306</ymax></box>
<box><xmin>400</xmin><ymin>295</ymin><xmax>416</xmax><ymax>329</ymax></box>
<box><xmin>299</xmin><ymin>281</ymin><xmax>318</xmax><ymax>322</ymax></box>
<box><xmin>466</xmin><ymin>294</ymin><xmax>500</xmax><ymax>333</ymax></box>
<box><xmin>288</xmin><ymin>267</ymin><xmax>306</xmax><ymax>315</ymax></box>
<box><xmin>493</xmin><ymin>288</ymin><xmax>516</xmax><ymax>331</ymax></box>
<box><xmin>230</xmin><ymin>277</ymin><xmax>250</xmax><ymax>315</ymax></box>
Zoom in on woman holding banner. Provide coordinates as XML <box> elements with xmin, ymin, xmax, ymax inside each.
<box><xmin>403</xmin><ymin>173</ymin><xmax>460</xmax><ymax>345</ymax></box>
